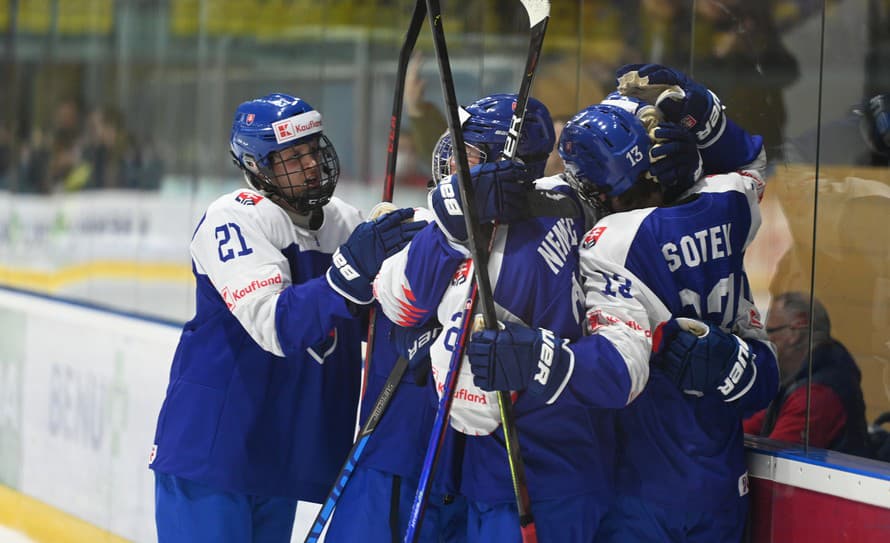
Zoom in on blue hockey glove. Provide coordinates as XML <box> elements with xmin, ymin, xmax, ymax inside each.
<box><xmin>649</xmin><ymin>123</ymin><xmax>703</xmax><ymax>200</ymax></box>
<box><xmin>467</xmin><ymin>322</ymin><xmax>573</xmax><ymax>404</ymax></box>
<box><xmin>390</xmin><ymin>320</ymin><xmax>441</xmax><ymax>373</ymax></box>
<box><xmin>326</xmin><ymin>207</ymin><xmax>426</xmax><ymax>304</ymax></box>
<box><xmin>430</xmin><ymin>160</ymin><xmax>531</xmax><ymax>243</ymax></box>
<box><xmin>616</xmin><ymin>63</ymin><xmax>726</xmax><ymax>149</ymax></box>
<box><xmin>652</xmin><ymin>317</ymin><xmax>756</xmax><ymax>402</ymax></box>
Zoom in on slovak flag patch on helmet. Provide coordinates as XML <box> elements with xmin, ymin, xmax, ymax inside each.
<box><xmin>583</xmin><ymin>226</ymin><xmax>607</xmax><ymax>249</ymax></box>
<box><xmin>236</xmin><ymin>191</ymin><xmax>264</xmax><ymax>205</ymax></box>
<box><xmin>272</xmin><ymin>110</ymin><xmax>323</xmax><ymax>144</ymax></box>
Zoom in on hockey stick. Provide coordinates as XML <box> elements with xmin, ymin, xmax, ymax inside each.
<box><xmin>404</xmin><ymin>281</ymin><xmax>480</xmax><ymax>542</ymax></box>
<box><xmin>488</xmin><ymin>3</ymin><xmax>550</xmax><ymax>540</ymax></box>
<box><xmin>304</xmin><ymin>357</ymin><xmax>410</xmax><ymax>542</ymax></box>
<box><xmin>303</xmin><ymin>3</ymin><xmax>427</xmax><ymax>541</ymax></box>
<box><xmin>362</xmin><ymin>0</ymin><xmax>427</xmax><ymax>400</ymax></box>
<box><xmin>405</xmin><ymin>2</ymin><xmax>550</xmax><ymax>542</ymax></box>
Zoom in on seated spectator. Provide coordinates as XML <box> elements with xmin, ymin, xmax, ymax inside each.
<box><xmin>744</xmin><ymin>292</ymin><xmax>870</xmax><ymax>456</ymax></box>
<box><xmin>81</xmin><ymin>106</ymin><xmax>164</xmax><ymax>191</ymax></box>
<box><xmin>19</xmin><ymin>97</ymin><xmax>88</xmax><ymax>193</ymax></box>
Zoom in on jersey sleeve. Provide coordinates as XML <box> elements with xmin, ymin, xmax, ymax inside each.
<box><xmin>568</xmin><ymin>256</ymin><xmax>671</xmax><ymax>408</ymax></box>
<box><xmin>563</xmin><ymin>213</ymin><xmax>672</xmax><ymax>409</ymax></box>
<box><xmin>731</xmin><ymin>279</ymin><xmax>780</xmax><ymax>415</ymax></box>
<box><xmin>374</xmin><ymin>218</ymin><xmax>464</xmax><ymax>327</ymax></box>
<box><xmin>192</xmin><ymin>194</ymin><xmax>351</xmax><ymax>357</ymax></box>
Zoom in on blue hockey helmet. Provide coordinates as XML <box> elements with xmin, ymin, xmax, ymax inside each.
<box><xmin>558</xmin><ymin>104</ymin><xmax>651</xmax><ymax>199</ymax></box>
<box><xmin>230</xmin><ymin>93</ymin><xmax>340</xmax><ymax>212</ymax></box>
<box><xmin>432</xmin><ymin>93</ymin><xmax>556</xmax><ymax>184</ymax></box>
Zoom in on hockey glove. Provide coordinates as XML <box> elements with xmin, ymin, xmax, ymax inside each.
<box><xmin>430</xmin><ymin>160</ymin><xmax>531</xmax><ymax>243</ymax></box>
<box><xmin>467</xmin><ymin>322</ymin><xmax>574</xmax><ymax>404</ymax></box>
<box><xmin>652</xmin><ymin>317</ymin><xmax>756</xmax><ymax>403</ymax></box>
<box><xmin>390</xmin><ymin>320</ymin><xmax>442</xmax><ymax>374</ymax></box>
<box><xmin>649</xmin><ymin>123</ymin><xmax>703</xmax><ymax>200</ymax></box>
<box><xmin>327</xmin><ymin>207</ymin><xmax>426</xmax><ymax>304</ymax></box>
<box><xmin>616</xmin><ymin>63</ymin><xmax>726</xmax><ymax>149</ymax></box>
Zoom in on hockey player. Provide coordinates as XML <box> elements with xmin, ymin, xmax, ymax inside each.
<box><xmin>372</xmin><ymin>92</ymin><xmax>701</xmax><ymax>542</ymax></box>
<box><xmin>149</xmin><ymin>93</ymin><xmax>425</xmax><ymax>543</ymax></box>
<box><xmin>465</xmin><ymin>65</ymin><xmax>780</xmax><ymax>543</ymax></box>
<box><xmin>326</xmin><ymin>93</ymin><xmax>568</xmax><ymax>543</ymax></box>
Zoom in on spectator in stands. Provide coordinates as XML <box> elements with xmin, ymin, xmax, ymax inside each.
<box><xmin>691</xmin><ymin>0</ymin><xmax>799</xmax><ymax>161</ymax></box>
<box><xmin>19</xmin><ymin>97</ymin><xmax>88</xmax><ymax>194</ymax></box>
<box><xmin>770</xmin><ymin>92</ymin><xmax>890</xmax><ymax>434</ymax></box>
<box><xmin>404</xmin><ymin>51</ymin><xmax>446</xmax><ymax>164</ymax></box>
<box><xmin>82</xmin><ymin>105</ymin><xmax>164</xmax><ymax>191</ymax></box>
<box><xmin>744</xmin><ymin>292</ymin><xmax>870</xmax><ymax>456</ymax></box>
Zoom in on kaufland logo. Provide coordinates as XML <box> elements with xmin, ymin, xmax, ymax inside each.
<box><xmin>222</xmin><ymin>273</ymin><xmax>283</xmax><ymax>310</ymax></box>
<box><xmin>272</xmin><ymin>110</ymin><xmax>323</xmax><ymax>144</ymax></box>
<box><xmin>436</xmin><ymin>379</ymin><xmax>488</xmax><ymax>405</ymax></box>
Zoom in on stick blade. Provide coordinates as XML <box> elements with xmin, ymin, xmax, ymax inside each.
<box><xmin>519</xmin><ymin>0</ymin><xmax>551</xmax><ymax>27</ymax></box>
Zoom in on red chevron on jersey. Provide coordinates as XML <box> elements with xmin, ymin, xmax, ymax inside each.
<box><xmin>395</xmin><ymin>284</ymin><xmax>428</xmax><ymax>326</ymax></box>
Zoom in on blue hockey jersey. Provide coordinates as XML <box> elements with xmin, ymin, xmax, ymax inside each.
<box><xmin>150</xmin><ymin>189</ymin><xmax>364</xmax><ymax>502</ymax></box>
<box><xmin>375</xmin><ymin>176</ymin><xmax>616</xmax><ymax>504</ymax></box>
<box><xmin>568</xmin><ymin>156</ymin><xmax>779</xmax><ymax>511</ymax></box>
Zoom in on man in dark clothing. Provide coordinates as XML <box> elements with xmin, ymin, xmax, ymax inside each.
<box><xmin>744</xmin><ymin>292</ymin><xmax>869</xmax><ymax>456</ymax></box>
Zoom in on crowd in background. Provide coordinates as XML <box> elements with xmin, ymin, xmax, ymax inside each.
<box><xmin>1</xmin><ymin>97</ymin><xmax>163</xmax><ymax>194</ymax></box>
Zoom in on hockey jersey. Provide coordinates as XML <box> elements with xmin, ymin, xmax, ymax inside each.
<box><xmin>568</xmin><ymin>156</ymin><xmax>779</xmax><ymax>510</ymax></box>
<box><xmin>375</xmin><ymin>176</ymin><xmax>616</xmax><ymax>504</ymax></box>
<box><xmin>150</xmin><ymin>189</ymin><xmax>364</xmax><ymax>502</ymax></box>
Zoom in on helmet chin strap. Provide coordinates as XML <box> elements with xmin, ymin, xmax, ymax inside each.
<box><xmin>271</xmin><ymin>191</ymin><xmax>323</xmax><ymax>229</ymax></box>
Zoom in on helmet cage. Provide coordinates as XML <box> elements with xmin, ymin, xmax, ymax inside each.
<box><xmin>230</xmin><ymin>94</ymin><xmax>341</xmax><ymax>213</ymax></box>
<box><xmin>430</xmin><ymin>94</ymin><xmax>555</xmax><ymax>186</ymax></box>
<box><xmin>431</xmin><ymin>131</ymin><xmax>489</xmax><ymax>185</ymax></box>
<box><xmin>240</xmin><ymin>133</ymin><xmax>340</xmax><ymax>212</ymax></box>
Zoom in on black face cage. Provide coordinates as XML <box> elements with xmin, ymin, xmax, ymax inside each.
<box><xmin>563</xmin><ymin>169</ymin><xmax>612</xmax><ymax>217</ymax></box>
<box><xmin>248</xmin><ymin>134</ymin><xmax>340</xmax><ymax>213</ymax></box>
<box><xmin>431</xmin><ymin>131</ymin><xmax>489</xmax><ymax>186</ymax></box>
